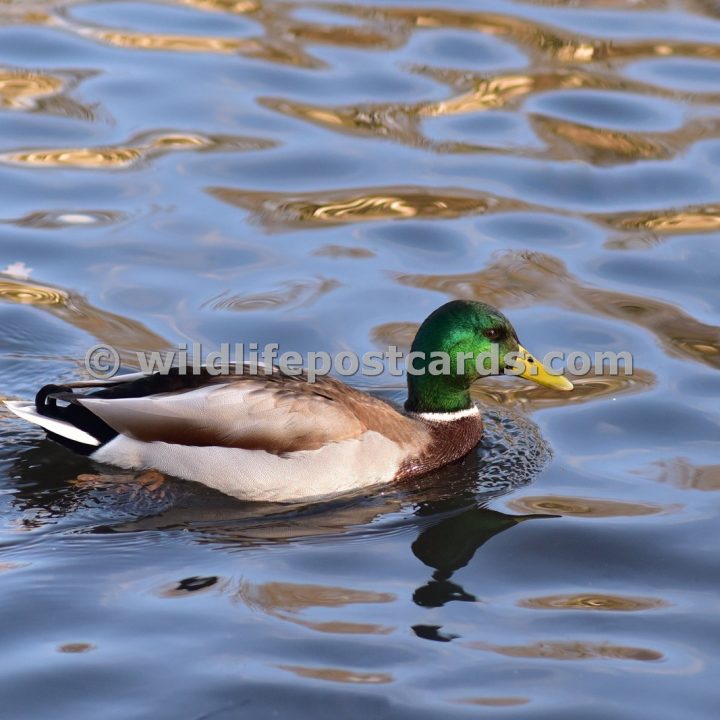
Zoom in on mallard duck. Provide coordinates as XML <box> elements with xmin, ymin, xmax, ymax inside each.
<box><xmin>4</xmin><ymin>300</ymin><xmax>572</xmax><ymax>502</ymax></box>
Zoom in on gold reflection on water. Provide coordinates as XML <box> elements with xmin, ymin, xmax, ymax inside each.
<box><xmin>6</xmin><ymin>147</ymin><xmax>143</xmax><ymax>169</ymax></box>
<box><xmin>0</xmin><ymin>69</ymin><xmax>62</xmax><ymax>109</ymax></box>
<box><xmin>316</xmin><ymin>197</ymin><xmax>420</xmax><ymax>221</ymax></box>
<box><xmin>238</xmin><ymin>581</ymin><xmax>395</xmax><ymax>613</ymax></box>
<box><xmin>70</xmin><ymin>23</ymin><xmax>321</xmax><ymax>67</ymax></box>
<box><xmin>421</xmin><ymin>75</ymin><xmax>537</xmax><ymax>117</ymax></box>
<box><xmin>177</xmin><ymin>0</ymin><xmax>258</xmax><ymax>14</ymax></box>
<box><xmin>208</xmin><ymin>186</ymin><xmax>518</xmax><ymax>227</ymax></box>
<box><xmin>531</xmin><ymin>115</ymin><xmax>673</xmax><ymax>165</ymax></box>
<box><xmin>0</xmin><ymin>279</ymin><xmax>67</xmax><ymax>306</ymax></box>
<box><xmin>260</xmin><ymin>98</ymin><xmax>425</xmax><ymax>148</ymax></box>
<box><xmin>0</xmin><ymin>65</ymin><xmax>97</xmax><ymax>120</ymax></box>
<box><xmin>263</xmin><ymin>58</ymin><xmax>720</xmax><ymax>160</ymax></box>
<box><xmin>7</xmin><ymin>0</ymin><xmax>720</xmax><ymax>76</ymax></box>
<box><xmin>506</xmin><ymin>495</ymin><xmax>679</xmax><ymax>517</ymax></box>
<box><xmin>277</xmin><ymin>665</ymin><xmax>393</xmax><ymax>684</ymax></box>
<box><xmin>470</xmin><ymin>639</ymin><xmax>663</xmax><ymax>661</ymax></box>
<box><xmin>235</xmin><ymin>581</ymin><xmax>395</xmax><ymax>635</ymax></box>
<box><xmin>329</xmin><ymin>3</ymin><xmax>720</xmax><ymax>65</ymax></box>
<box><xmin>290</xmin><ymin>24</ymin><xmax>399</xmax><ymax>50</ymax></box>
<box><xmin>602</xmin><ymin>205</ymin><xmax>720</xmax><ymax>235</ymax></box>
<box><xmin>81</xmin><ymin>29</ymin><xmax>247</xmax><ymax>54</ymax></box>
<box><xmin>2</xmin><ymin>131</ymin><xmax>275</xmax><ymax>169</ymax></box>
<box><xmin>637</xmin><ymin>457</ymin><xmax>720</xmax><ymax>491</ymax></box>
<box><xmin>519</xmin><ymin>593</ymin><xmax>669</xmax><ymax>611</ymax></box>
<box><xmin>540</xmin><ymin>116</ymin><xmax>720</xmax><ymax>166</ymax></box>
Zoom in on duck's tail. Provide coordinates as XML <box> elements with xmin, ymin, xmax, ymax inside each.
<box><xmin>4</xmin><ymin>384</ymin><xmax>117</xmax><ymax>453</ymax></box>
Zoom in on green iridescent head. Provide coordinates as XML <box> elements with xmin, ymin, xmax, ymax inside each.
<box><xmin>404</xmin><ymin>300</ymin><xmax>572</xmax><ymax>414</ymax></box>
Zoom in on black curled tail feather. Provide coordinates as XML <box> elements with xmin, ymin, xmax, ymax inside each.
<box><xmin>35</xmin><ymin>383</ymin><xmax>118</xmax><ymax>454</ymax></box>
<box><xmin>35</xmin><ymin>384</ymin><xmax>69</xmax><ymax>413</ymax></box>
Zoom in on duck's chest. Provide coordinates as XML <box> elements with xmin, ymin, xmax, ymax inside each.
<box><xmin>394</xmin><ymin>414</ymin><xmax>484</xmax><ymax>481</ymax></box>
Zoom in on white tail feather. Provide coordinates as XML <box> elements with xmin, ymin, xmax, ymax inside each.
<box><xmin>4</xmin><ymin>400</ymin><xmax>100</xmax><ymax>446</ymax></box>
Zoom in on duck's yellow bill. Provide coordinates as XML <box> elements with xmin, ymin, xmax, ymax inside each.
<box><xmin>515</xmin><ymin>345</ymin><xmax>574</xmax><ymax>391</ymax></box>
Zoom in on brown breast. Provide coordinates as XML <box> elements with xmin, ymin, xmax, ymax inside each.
<box><xmin>394</xmin><ymin>413</ymin><xmax>484</xmax><ymax>481</ymax></box>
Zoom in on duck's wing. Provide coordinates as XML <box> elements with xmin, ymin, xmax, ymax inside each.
<box><xmin>43</xmin><ymin>367</ymin><xmax>425</xmax><ymax>454</ymax></box>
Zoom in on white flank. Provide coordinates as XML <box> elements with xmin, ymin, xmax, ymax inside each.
<box><xmin>91</xmin><ymin>430</ymin><xmax>406</xmax><ymax>503</ymax></box>
<box><xmin>4</xmin><ymin>400</ymin><xmax>100</xmax><ymax>446</ymax></box>
<box><xmin>412</xmin><ymin>406</ymin><xmax>481</xmax><ymax>423</ymax></box>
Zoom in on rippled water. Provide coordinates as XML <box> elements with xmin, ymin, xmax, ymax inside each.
<box><xmin>1</xmin><ymin>0</ymin><xmax>720</xmax><ymax>716</ymax></box>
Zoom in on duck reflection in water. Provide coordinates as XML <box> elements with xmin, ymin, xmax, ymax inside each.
<box><xmin>410</xmin><ymin>499</ymin><xmax>553</xmax><ymax>642</ymax></box>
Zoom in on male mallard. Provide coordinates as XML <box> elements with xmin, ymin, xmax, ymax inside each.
<box><xmin>4</xmin><ymin>300</ymin><xmax>572</xmax><ymax>502</ymax></box>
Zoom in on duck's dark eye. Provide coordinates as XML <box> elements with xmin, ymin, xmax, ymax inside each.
<box><xmin>484</xmin><ymin>328</ymin><xmax>502</xmax><ymax>341</ymax></box>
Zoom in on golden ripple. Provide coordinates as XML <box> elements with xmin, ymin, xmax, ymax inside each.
<box><xmin>421</xmin><ymin>74</ymin><xmax>537</xmax><ymax>117</ymax></box>
<box><xmin>0</xmin><ymin>65</ymin><xmax>98</xmax><ymax>120</ymax></box>
<box><xmin>396</xmin><ymin>250</ymin><xmax>720</xmax><ymax>370</ymax></box>
<box><xmin>329</xmin><ymin>4</ymin><xmax>720</xmax><ymax>65</ymax></box>
<box><xmin>178</xmin><ymin>0</ymin><xmax>259</xmax><ymax>14</ymax></box>
<box><xmin>5</xmin><ymin>147</ymin><xmax>143</xmax><ymax>169</ymax></box>
<box><xmin>506</xmin><ymin>495</ymin><xmax>679</xmax><ymax>517</ymax></box>
<box><xmin>150</xmin><ymin>133</ymin><xmax>210</xmax><ymax>148</ymax></box>
<box><xmin>263</xmin><ymin>94</ymin><xmax>541</xmax><ymax>154</ymax></box>
<box><xmin>531</xmin><ymin>115</ymin><xmax>673</xmax><ymax>165</ymax></box>
<box><xmin>470</xmin><ymin>639</ymin><xmax>663</xmax><ymax>661</ymax></box>
<box><xmin>290</xmin><ymin>23</ymin><xmax>400</xmax><ymax>51</ymax></box>
<box><xmin>260</xmin><ymin>98</ymin><xmax>427</xmax><ymax>148</ymax></box>
<box><xmin>235</xmin><ymin>580</ymin><xmax>395</xmax><ymax>635</ymax></box>
<box><xmin>0</xmin><ymin>279</ymin><xmax>67</xmax><ymax>306</ymax></box>
<box><xmin>409</xmin><ymin>64</ymin><xmax>717</xmax><ymax>164</ymax></box>
<box><xmin>81</xmin><ymin>28</ymin><xmax>247</xmax><ymax>54</ymax></box>
<box><xmin>519</xmin><ymin>593</ymin><xmax>669</xmax><ymax>611</ymax></box>
<box><xmin>166</xmin><ymin>0</ymin><xmax>400</xmax><ymax>52</ymax></box>
<box><xmin>2</xmin><ymin>131</ymin><xmax>275</xmax><ymax>169</ymax></box>
<box><xmin>0</xmin><ymin>69</ymin><xmax>62</xmax><ymax>109</ymax></box>
<box><xmin>532</xmin><ymin>116</ymin><xmax>720</xmax><ymax>167</ymax></box>
<box><xmin>602</xmin><ymin>205</ymin><xmax>720</xmax><ymax>235</ymax></box>
<box><xmin>238</xmin><ymin>581</ymin><xmax>395</xmax><ymax>613</ymax></box>
<box><xmin>277</xmin><ymin>665</ymin><xmax>392</xmax><ymax>684</ymax></box>
<box><xmin>636</xmin><ymin>457</ymin><xmax>720</xmax><ymax>491</ymax></box>
<box><xmin>317</xmin><ymin>196</ymin><xmax>420</xmax><ymax>221</ymax></box>
<box><xmin>207</xmin><ymin>186</ymin><xmax>534</xmax><ymax>228</ymax></box>
<box><xmin>70</xmin><ymin>23</ymin><xmax>322</xmax><ymax>67</ymax></box>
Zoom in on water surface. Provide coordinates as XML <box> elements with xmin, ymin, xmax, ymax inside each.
<box><xmin>1</xmin><ymin>0</ymin><xmax>720</xmax><ymax>717</ymax></box>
